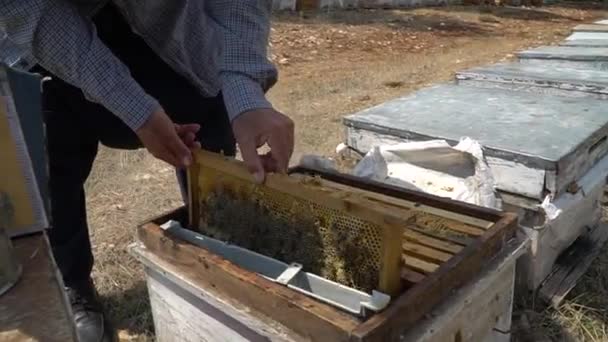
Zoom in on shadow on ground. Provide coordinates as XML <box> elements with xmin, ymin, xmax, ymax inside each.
<box><xmin>101</xmin><ymin>280</ymin><xmax>154</xmax><ymax>339</ymax></box>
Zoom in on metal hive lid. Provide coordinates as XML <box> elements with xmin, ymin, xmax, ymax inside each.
<box><xmin>343</xmin><ymin>83</ymin><xmax>608</xmax><ymax>171</ymax></box>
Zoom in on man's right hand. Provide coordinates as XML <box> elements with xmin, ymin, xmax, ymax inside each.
<box><xmin>136</xmin><ymin>108</ymin><xmax>199</xmax><ymax>168</ymax></box>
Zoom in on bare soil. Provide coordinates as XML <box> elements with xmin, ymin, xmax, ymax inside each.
<box><xmin>84</xmin><ymin>4</ymin><xmax>608</xmax><ymax>340</ymax></box>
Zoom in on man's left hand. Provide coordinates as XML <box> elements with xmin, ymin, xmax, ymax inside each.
<box><xmin>232</xmin><ymin>108</ymin><xmax>294</xmax><ymax>183</ymax></box>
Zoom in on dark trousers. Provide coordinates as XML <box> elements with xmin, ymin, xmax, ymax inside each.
<box><xmin>35</xmin><ymin>4</ymin><xmax>235</xmax><ymax>287</ymax></box>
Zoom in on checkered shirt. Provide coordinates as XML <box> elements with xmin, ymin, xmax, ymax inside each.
<box><xmin>0</xmin><ymin>0</ymin><xmax>277</xmax><ymax>130</ymax></box>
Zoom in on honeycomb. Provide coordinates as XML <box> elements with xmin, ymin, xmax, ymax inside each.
<box><xmin>196</xmin><ymin>166</ymin><xmax>384</xmax><ymax>293</ymax></box>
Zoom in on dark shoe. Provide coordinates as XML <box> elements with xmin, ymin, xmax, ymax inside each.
<box><xmin>66</xmin><ymin>278</ymin><xmax>118</xmax><ymax>342</ymax></box>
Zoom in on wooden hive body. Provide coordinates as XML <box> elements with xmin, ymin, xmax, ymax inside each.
<box><xmin>136</xmin><ymin>149</ymin><xmax>518</xmax><ymax>341</ymax></box>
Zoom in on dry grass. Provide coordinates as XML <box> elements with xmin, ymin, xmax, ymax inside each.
<box><xmin>513</xmin><ymin>233</ymin><xmax>608</xmax><ymax>342</ymax></box>
<box><xmin>86</xmin><ymin>148</ymin><xmax>182</xmax><ymax>341</ymax></box>
<box><xmin>85</xmin><ymin>3</ymin><xmax>608</xmax><ymax>340</ymax></box>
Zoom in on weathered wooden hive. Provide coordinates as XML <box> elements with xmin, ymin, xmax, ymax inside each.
<box><xmin>135</xmin><ymin>149</ymin><xmax>518</xmax><ymax>341</ymax></box>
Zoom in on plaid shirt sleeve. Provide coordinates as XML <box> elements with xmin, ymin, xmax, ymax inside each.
<box><xmin>207</xmin><ymin>0</ymin><xmax>279</xmax><ymax>121</ymax></box>
<box><xmin>1</xmin><ymin>0</ymin><xmax>159</xmax><ymax>131</ymax></box>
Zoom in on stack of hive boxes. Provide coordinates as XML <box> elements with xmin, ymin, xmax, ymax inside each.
<box><xmin>343</xmin><ymin>21</ymin><xmax>608</xmax><ymax>294</ymax></box>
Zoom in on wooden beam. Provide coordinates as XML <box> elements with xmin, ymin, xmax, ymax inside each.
<box><xmin>193</xmin><ymin>150</ymin><xmax>420</xmax><ymax>233</ymax></box>
<box><xmin>187</xmin><ymin>162</ymin><xmax>200</xmax><ymax>229</ymax></box>
<box><xmin>403</xmin><ymin>230</ymin><xmax>464</xmax><ymax>254</ymax></box>
<box><xmin>412</xmin><ymin>212</ymin><xmax>486</xmax><ymax>237</ymax></box>
<box><xmin>351</xmin><ymin>212</ymin><xmax>518</xmax><ymax>342</ymax></box>
<box><xmin>289</xmin><ymin>166</ymin><xmax>502</xmax><ymax>223</ymax></box>
<box><xmin>402</xmin><ymin>242</ymin><xmax>453</xmax><ymax>263</ymax></box>
<box><xmin>289</xmin><ymin>172</ymin><xmax>494</xmax><ymax>229</ymax></box>
<box><xmin>401</xmin><ymin>268</ymin><xmax>426</xmax><ymax>284</ymax></box>
<box><xmin>137</xmin><ymin>223</ymin><xmax>360</xmax><ymax>342</ymax></box>
<box><xmin>379</xmin><ymin>223</ymin><xmax>405</xmax><ymax>296</ymax></box>
<box><xmin>403</xmin><ymin>256</ymin><xmax>440</xmax><ymax>274</ymax></box>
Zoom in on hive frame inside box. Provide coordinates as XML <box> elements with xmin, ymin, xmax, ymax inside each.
<box><xmin>136</xmin><ymin>150</ymin><xmax>518</xmax><ymax>341</ymax></box>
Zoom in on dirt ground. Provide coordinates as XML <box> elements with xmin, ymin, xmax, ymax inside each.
<box><xmin>86</xmin><ymin>3</ymin><xmax>608</xmax><ymax>341</ymax></box>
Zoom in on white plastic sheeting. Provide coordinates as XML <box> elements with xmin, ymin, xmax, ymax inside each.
<box><xmin>300</xmin><ymin>137</ymin><xmax>500</xmax><ymax>209</ymax></box>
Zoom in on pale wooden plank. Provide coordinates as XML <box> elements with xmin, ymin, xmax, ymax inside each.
<box><xmin>402</xmin><ymin>242</ymin><xmax>453</xmax><ymax>263</ymax></box>
<box><xmin>401</xmin><ymin>268</ymin><xmax>426</xmax><ymax>284</ymax></box>
<box><xmin>380</xmin><ymin>222</ymin><xmax>405</xmax><ymax>296</ymax></box>
<box><xmin>403</xmin><ymin>256</ymin><xmax>440</xmax><ymax>274</ymax></box>
<box><xmin>187</xmin><ymin>161</ymin><xmax>200</xmax><ymax>228</ymax></box>
<box><xmin>288</xmin><ymin>171</ymin><xmax>494</xmax><ymax>229</ymax></box>
<box><xmin>413</xmin><ymin>212</ymin><xmax>486</xmax><ymax>237</ymax></box>
<box><xmin>403</xmin><ymin>229</ymin><xmax>464</xmax><ymax>254</ymax></box>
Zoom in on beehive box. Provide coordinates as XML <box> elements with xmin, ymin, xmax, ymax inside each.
<box><xmin>344</xmin><ymin>83</ymin><xmax>608</xmax><ymax>201</ymax></box>
<box><xmin>517</xmin><ymin>46</ymin><xmax>608</xmax><ymax>70</ymax></box>
<box><xmin>135</xmin><ymin>149</ymin><xmax>518</xmax><ymax>341</ymax></box>
<box><xmin>343</xmin><ymin>81</ymin><xmax>608</xmax><ymax>293</ymax></box>
<box><xmin>456</xmin><ymin>62</ymin><xmax>608</xmax><ymax>100</ymax></box>
<box><xmin>574</xmin><ymin>24</ymin><xmax>608</xmax><ymax>33</ymax></box>
<box><xmin>561</xmin><ymin>39</ymin><xmax>608</xmax><ymax>47</ymax></box>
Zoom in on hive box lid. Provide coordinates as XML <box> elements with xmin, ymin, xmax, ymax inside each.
<box><xmin>457</xmin><ymin>62</ymin><xmax>608</xmax><ymax>88</ymax></box>
<box><xmin>343</xmin><ymin>84</ymin><xmax>608</xmax><ymax>199</ymax></box>
<box><xmin>561</xmin><ymin>39</ymin><xmax>608</xmax><ymax>47</ymax></box>
<box><xmin>517</xmin><ymin>46</ymin><xmax>608</xmax><ymax>62</ymax></box>
<box><xmin>566</xmin><ymin>32</ymin><xmax>608</xmax><ymax>41</ymax></box>
<box><xmin>574</xmin><ymin>24</ymin><xmax>608</xmax><ymax>33</ymax></box>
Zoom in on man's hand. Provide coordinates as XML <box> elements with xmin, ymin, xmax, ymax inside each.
<box><xmin>176</xmin><ymin>123</ymin><xmax>202</xmax><ymax>150</ymax></box>
<box><xmin>136</xmin><ymin>108</ymin><xmax>200</xmax><ymax>168</ymax></box>
<box><xmin>232</xmin><ymin>108</ymin><xmax>294</xmax><ymax>183</ymax></box>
